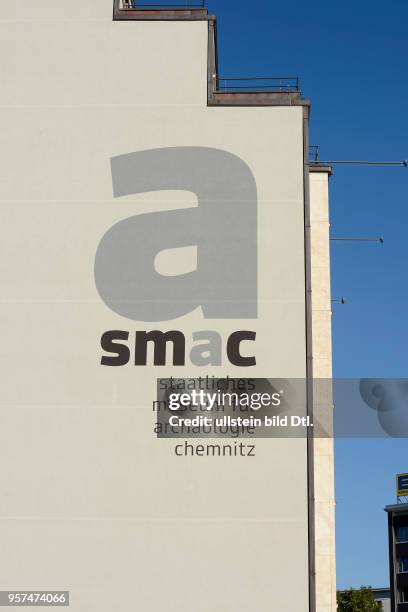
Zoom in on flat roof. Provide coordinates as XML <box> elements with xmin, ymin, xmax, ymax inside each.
<box><xmin>385</xmin><ymin>503</ymin><xmax>408</xmax><ymax>513</ymax></box>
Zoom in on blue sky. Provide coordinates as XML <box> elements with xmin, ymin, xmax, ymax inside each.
<box><xmin>205</xmin><ymin>0</ymin><xmax>408</xmax><ymax>590</ymax></box>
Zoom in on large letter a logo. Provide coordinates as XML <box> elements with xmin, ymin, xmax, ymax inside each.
<box><xmin>95</xmin><ymin>147</ymin><xmax>257</xmax><ymax>322</ymax></box>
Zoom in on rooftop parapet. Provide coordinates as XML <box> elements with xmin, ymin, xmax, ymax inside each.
<box><xmin>114</xmin><ymin>0</ymin><xmax>210</xmax><ymax>20</ymax></box>
<box><xmin>113</xmin><ymin>1</ymin><xmax>309</xmax><ymax>107</ymax></box>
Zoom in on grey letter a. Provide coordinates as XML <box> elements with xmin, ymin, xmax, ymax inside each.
<box><xmin>95</xmin><ymin>147</ymin><xmax>257</xmax><ymax>322</ymax></box>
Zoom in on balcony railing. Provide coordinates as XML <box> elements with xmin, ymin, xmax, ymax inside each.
<box><xmin>216</xmin><ymin>77</ymin><xmax>300</xmax><ymax>93</ymax></box>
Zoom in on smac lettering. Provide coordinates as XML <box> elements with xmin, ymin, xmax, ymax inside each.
<box><xmin>101</xmin><ymin>330</ymin><xmax>256</xmax><ymax>367</ymax></box>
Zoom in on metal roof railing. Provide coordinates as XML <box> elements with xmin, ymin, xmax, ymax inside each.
<box><xmin>216</xmin><ymin>77</ymin><xmax>300</xmax><ymax>93</ymax></box>
<box><xmin>126</xmin><ymin>0</ymin><xmax>205</xmax><ymax>8</ymax></box>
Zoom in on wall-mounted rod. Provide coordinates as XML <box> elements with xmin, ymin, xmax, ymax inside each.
<box><xmin>331</xmin><ymin>237</ymin><xmax>384</xmax><ymax>243</ymax></box>
<box><xmin>310</xmin><ymin>160</ymin><xmax>407</xmax><ymax>167</ymax></box>
<box><xmin>332</xmin><ymin>298</ymin><xmax>346</xmax><ymax>304</ymax></box>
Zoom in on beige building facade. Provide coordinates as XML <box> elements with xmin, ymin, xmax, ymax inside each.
<box><xmin>310</xmin><ymin>167</ymin><xmax>337</xmax><ymax>612</ymax></box>
<box><xmin>0</xmin><ymin>2</ymin><xmax>335</xmax><ymax>611</ymax></box>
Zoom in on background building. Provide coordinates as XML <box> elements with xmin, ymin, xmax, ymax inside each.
<box><xmin>373</xmin><ymin>587</ymin><xmax>392</xmax><ymax>612</ymax></box>
<box><xmin>386</xmin><ymin>502</ymin><xmax>408</xmax><ymax>610</ymax></box>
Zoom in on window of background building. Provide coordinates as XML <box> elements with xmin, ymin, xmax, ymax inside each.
<box><xmin>396</xmin><ymin>526</ymin><xmax>408</xmax><ymax>543</ymax></box>
<box><xmin>399</xmin><ymin>557</ymin><xmax>408</xmax><ymax>573</ymax></box>
<box><xmin>398</xmin><ymin>557</ymin><xmax>408</xmax><ymax>572</ymax></box>
<box><xmin>400</xmin><ymin>587</ymin><xmax>408</xmax><ymax>603</ymax></box>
